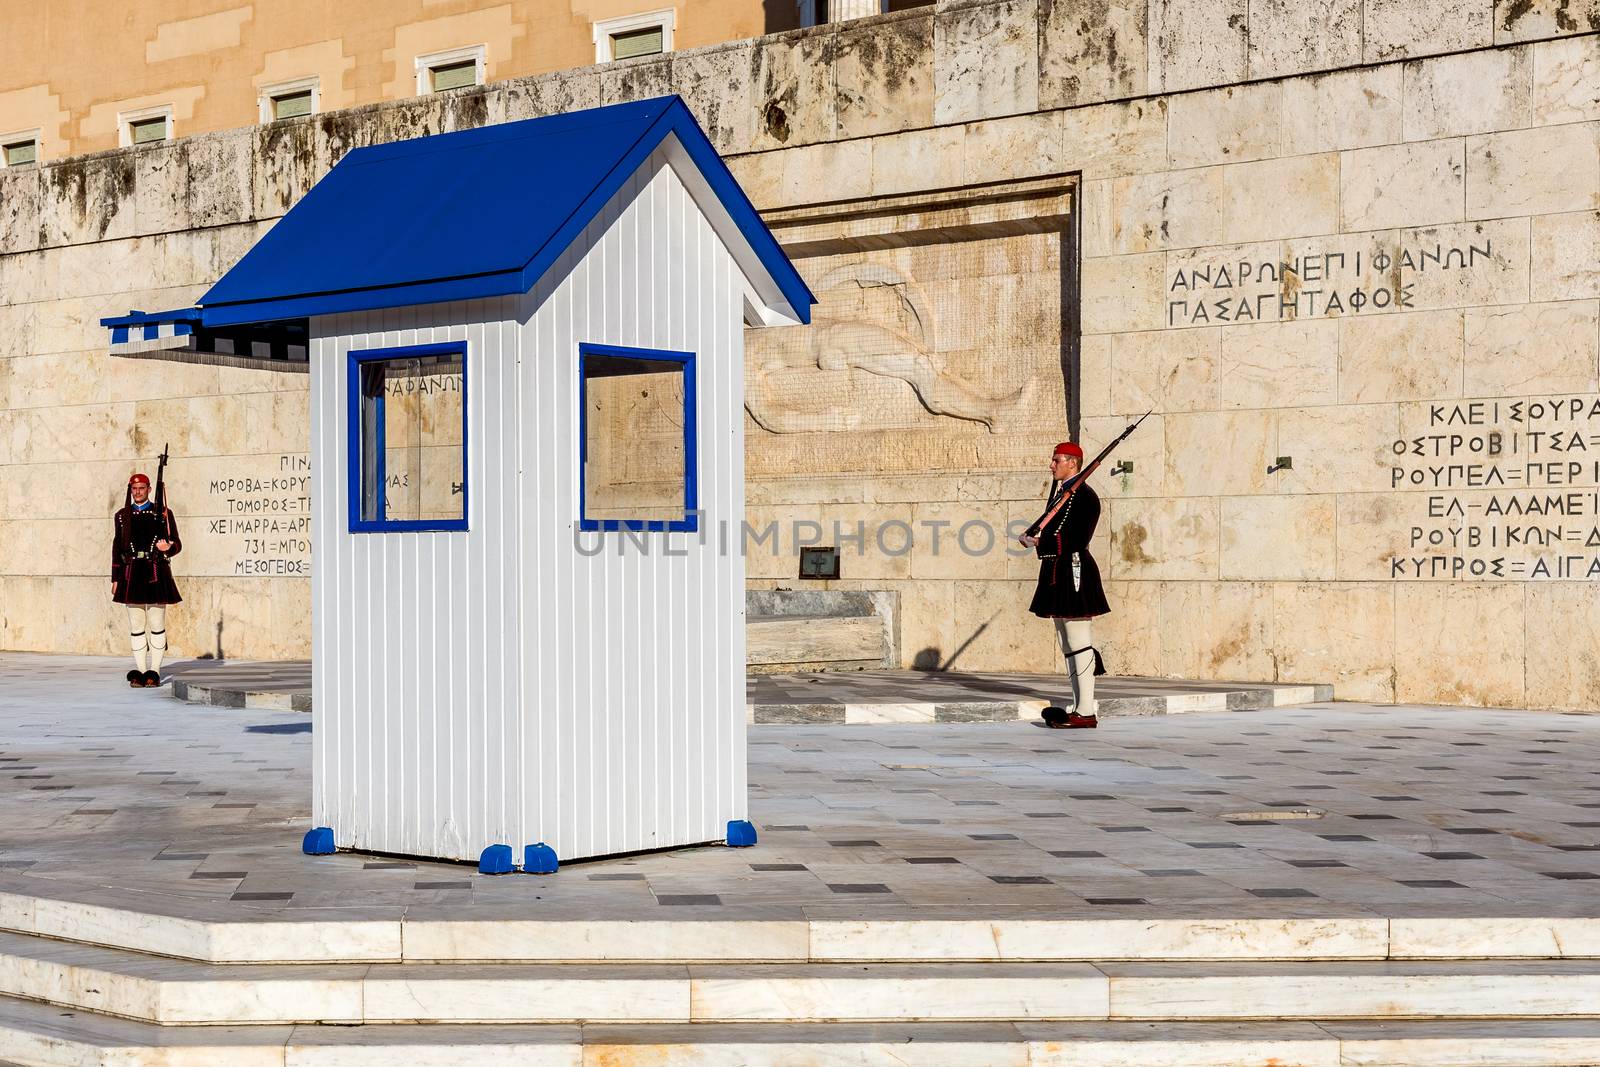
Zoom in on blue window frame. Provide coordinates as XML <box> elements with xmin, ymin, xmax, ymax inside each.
<box><xmin>578</xmin><ymin>342</ymin><xmax>698</xmax><ymax>532</ymax></box>
<box><xmin>347</xmin><ymin>340</ymin><xmax>469</xmax><ymax>533</ymax></box>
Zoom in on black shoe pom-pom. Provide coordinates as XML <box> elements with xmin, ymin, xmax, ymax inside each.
<box><xmin>127</xmin><ymin>669</ymin><xmax>142</xmax><ymax>684</ymax></box>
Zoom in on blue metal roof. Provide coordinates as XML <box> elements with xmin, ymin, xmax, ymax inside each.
<box><xmin>191</xmin><ymin>96</ymin><xmax>812</xmax><ymax>327</ymax></box>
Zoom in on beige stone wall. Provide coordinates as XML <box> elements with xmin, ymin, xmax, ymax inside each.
<box><xmin>5</xmin><ymin>1</ymin><xmax>1600</xmax><ymax>708</ymax></box>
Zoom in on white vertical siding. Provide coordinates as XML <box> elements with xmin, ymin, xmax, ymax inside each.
<box><xmin>517</xmin><ymin>147</ymin><xmax>747</xmax><ymax>861</ymax></box>
<box><xmin>311</xmin><ymin>146</ymin><xmax>746</xmax><ymax>864</ymax></box>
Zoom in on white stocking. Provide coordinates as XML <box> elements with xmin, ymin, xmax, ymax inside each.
<box><xmin>127</xmin><ymin>605</ymin><xmax>149</xmax><ymax>672</ymax></box>
<box><xmin>1053</xmin><ymin>618</ymin><xmax>1096</xmax><ymax>715</ymax></box>
<box><xmin>146</xmin><ymin>605</ymin><xmax>167</xmax><ymax>672</ymax></box>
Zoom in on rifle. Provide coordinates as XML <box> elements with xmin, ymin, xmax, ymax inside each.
<box><xmin>154</xmin><ymin>443</ymin><xmax>173</xmax><ymax>542</ymax></box>
<box><xmin>1031</xmin><ymin>410</ymin><xmax>1153</xmax><ymax>537</ymax></box>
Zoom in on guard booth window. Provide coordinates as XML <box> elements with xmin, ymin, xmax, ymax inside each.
<box><xmin>579</xmin><ymin>343</ymin><xmax>697</xmax><ymax>532</ymax></box>
<box><xmin>349</xmin><ymin>342</ymin><xmax>468</xmax><ymax>532</ymax></box>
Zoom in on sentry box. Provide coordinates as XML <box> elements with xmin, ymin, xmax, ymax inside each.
<box><xmin>102</xmin><ymin>97</ymin><xmax>814</xmax><ymax>870</ymax></box>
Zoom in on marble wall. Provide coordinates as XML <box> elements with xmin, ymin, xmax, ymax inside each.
<box><xmin>3</xmin><ymin>1</ymin><xmax>1600</xmax><ymax>708</ymax></box>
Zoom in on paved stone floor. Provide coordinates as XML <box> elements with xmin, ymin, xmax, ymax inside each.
<box><xmin>1</xmin><ymin>652</ymin><xmax>1598</xmax><ymax>923</ymax></box>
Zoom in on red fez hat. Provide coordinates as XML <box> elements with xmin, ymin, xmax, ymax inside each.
<box><xmin>1052</xmin><ymin>442</ymin><xmax>1083</xmax><ymax>460</ymax></box>
<box><xmin>128</xmin><ymin>472</ymin><xmax>150</xmax><ymax>487</ymax></box>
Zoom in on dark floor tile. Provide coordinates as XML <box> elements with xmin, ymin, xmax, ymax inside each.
<box><xmin>189</xmin><ymin>871</ymin><xmax>247</xmax><ymax>880</ymax></box>
<box><xmin>1140</xmin><ymin>869</ymin><xmax>1201</xmax><ymax>877</ymax></box>
<box><xmin>231</xmin><ymin>891</ymin><xmax>293</xmax><ymax>901</ymax></box>
<box><xmin>1249</xmin><ymin>888</ymin><xmax>1317</xmax><ymax>898</ymax></box>
<box><xmin>1186</xmin><ymin>842</ymin><xmax>1244</xmax><ymax>849</ymax></box>
<box><xmin>751</xmin><ymin>863</ymin><xmax>807</xmax><ymax>871</ymax></box>
<box><xmin>1318</xmin><ymin>835</ymin><xmax>1374</xmax><ymax>842</ymax></box>
<box><xmin>1542</xmin><ymin>871</ymin><xmax>1600</xmax><ymax>880</ymax></box>
<box><xmin>1049</xmin><ymin>850</ymin><xmax>1105</xmax><ymax>858</ymax></box>
<box><xmin>906</xmin><ymin>857</ymin><xmax>960</xmax><ymax>864</ymax></box>
<box><xmin>1286</xmin><ymin>859</ymin><xmax>1348</xmax><ymax>868</ymax></box>
<box><xmin>363</xmin><ymin>862</ymin><xmax>415</xmax><ymax>870</ymax></box>
<box><xmin>826</xmin><ymin>883</ymin><xmax>891</xmax><ymax>894</ymax></box>
<box><xmin>970</xmin><ymin>833</ymin><xmax>1018</xmax><ymax>841</ymax></box>
<box><xmin>1100</xmin><ymin>826</ymin><xmax>1152</xmax><ymax>833</ymax></box>
<box><xmin>989</xmin><ymin>875</ymin><xmax>1051</xmax><ymax>885</ymax></box>
<box><xmin>415</xmin><ymin>881</ymin><xmax>472</xmax><ymax>890</ymax></box>
<box><xmin>828</xmin><ymin>840</ymin><xmax>881</xmax><ymax>847</ymax></box>
<box><xmin>656</xmin><ymin>894</ymin><xmax>723</xmax><ymax>905</ymax></box>
<box><xmin>1400</xmin><ymin>880</ymin><xmax>1466</xmax><ymax>889</ymax></box>
<box><xmin>1421</xmin><ymin>852</ymin><xmax>1483</xmax><ymax>860</ymax></box>
<box><xmin>588</xmin><ymin>873</ymin><xmax>647</xmax><ymax>881</ymax></box>
<box><xmin>1086</xmin><ymin>897</ymin><xmax>1148</xmax><ymax>905</ymax></box>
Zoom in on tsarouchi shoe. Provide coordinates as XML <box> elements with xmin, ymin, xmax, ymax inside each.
<box><xmin>1041</xmin><ymin>706</ymin><xmax>1069</xmax><ymax>728</ymax></box>
<box><xmin>141</xmin><ymin>670</ymin><xmax>161</xmax><ymax>688</ymax></box>
<box><xmin>126</xmin><ymin>669</ymin><xmax>143</xmax><ymax>688</ymax></box>
<box><xmin>1065</xmin><ymin>710</ymin><xmax>1098</xmax><ymax>728</ymax></box>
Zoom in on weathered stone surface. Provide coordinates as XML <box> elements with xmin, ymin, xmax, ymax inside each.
<box><xmin>750</xmin><ymin>28</ymin><xmax>837</xmax><ymax>150</ymax></box>
<box><xmin>1097</xmin><ymin>578</ymin><xmax>1163</xmax><ymax>675</ymax></box>
<box><xmin>1334</xmin><ymin>492</ymin><xmax>1404</xmax><ymax>580</ymax></box>
<box><xmin>1221</xmin><ymin>495</ymin><xmax>1337</xmax><ymax>580</ymax></box>
<box><xmin>1525</xmin><ymin>582</ymin><xmax>1600</xmax><ymax>708</ymax></box>
<box><xmin>1149</xmin><ymin>0</ymin><xmax>1248</xmax><ymax>92</ymax></box>
<box><xmin>1060</xmin><ymin>98</ymin><xmax>1168</xmax><ymax>178</ymax></box>
<box><xmin>1218</xmin><ymin>318</ymin><xmax>1340</xmax><ymax>410</ymax></box>
<box><xmin>1163</xmin><ymin>410</ymin><xmax>1275</xmax><ymax>495</ymax></box>
<box><xmin>1281</xmin><ymin>66</ymin><xmax>1404</xmax><ymax>155</ymax></box>
<box><xmin>1080</xmin><ymin>252</ymin><xmax>1166</xmax><ymax>334</ymax></box>
<box><xmin>1246</xmin><ymin>0</ymin><xmax>1362</xmax><ymax>79</ymax></box>
<box><xmin>1107</xmin><ymin>496</ymin><xmax>1219</xmax><ymax>579</ymax></box>
<box><xmin>1272</xmin><ymin>582</ymin><xmax>1396</xmax><ymax>700</ymax></box>
<box><xmin>1167</xmin><ymin>83</ymin><xmax>1282</xmax><ymax>168</ymax></box>
<box><xmin>1159</xmin><ymin>579</ymin><xmax>1274</xmax><ymax>680</ymax></box>
<box><xmin>869</xmin><ymin>126</ymin><xmax>963</xmax><ymax>196</ymax></box>
<box><xmin>908</xmin><ymin>500</ymin><xmax>1010</xmax><ymax>580</ymax></box>
<box><xmin>1394</xmin><ymin>582</ymin><xmax>1524</xmax><ymax>707</ymax></box>
<box><xmin>1463</xmin><ymin>299</ymin><xmax>1600</xmax><ymax>396</ymax></box>
<box><xmin>962</xmin><ymin>113</ymin><xmax>1063</xmax><ymax>184</ymax></box>
<box><xmin>600</xmin><ymin>54</ymin><xmax>675</xmax><ymax>108</ymax></box>
<box><xmin>1365</xmin><ymin>0</ymin><xmax>1493</xmax><ymax>61</ymax></box>
<box><xmin>952</xmin><ymin>576</ymin><xmax>1057</xmax><ymax>672</ymax></box>
<box><xmin>1112</xmin><ymin>153</ymin><xmax>1338</xmax><ymax>252</ymax></box>
<box><xmin>1495</xmin><ymin>0</ymin><xmax>1600</xmax><ymax>43</ymax></box>
<box><xmin>1079</xmin><ymin>177</ymin><xmax>1114</xmax><ymax>257</ymax></box>
<box><xmin>1038</xmin><ymin>0</ymin><xmax>1148</xmax><ymax>107</ymax></box>
<box><xmin>1111</xmin><ymin>327</ymin><xmax>1219</xmax><ymax>412</ymax></box>
<box><xmin>1341</xmin><ymin>139</ymin><xmax>1465</xmax><ymax>232</ymax></box>
<box><xmin>1078</xmin><ymin>334</ymin><xmax>1112</xmax><ymax>417</ymax></box>
<box><xmin>1531</xmin><ymin>209</ymin><xmax>1600</xmax><ymax>300</ymax></box>
<box><xmin>502</xmin><ymin>69</ymin><xmax>602</xmax><ymax>122</ymax></box>
<box><xmin>1338</xmin><ymin>308</ymin><xmax>1464</xmax><ymax>403</ymax></box>
<box><xmin>1405</xmin><ymin>48</ymin><xmax>1534</xmax><ymax>139</ymax></box>
<box><xmin>184</xmin><ymin>130</ymin><xmax>255</xmax><ymax>230</ymax></box>
<box><xmin>133</xmin><ymin>144</ymin><xmax>188</xmax><ymax>236</ymax></box>
<box><xmin>673</xmin><ymin>42</ymin><xmax>757</xmax><ymax>154</ymax></box>
<box><xmin>1532</xmin><ymin>34</ymin><xmax>1600</xmax><ymax>122</ymax></box>
<box><xmin>1401</xmin><ymin>217</ymin><xmax>1531</xmax><ymax>310</ymax></box>
<box><xmin>1467</xmin><ymin>123</ymin><xmax>1600</xmax><ymax>219</ymax></box>
<box><xmin>38</xmin><ymin>155</ymin><xmax>137</xmax><ymax>248</ymax></box>
<box><xmin>835</xmin><ymin>13</ymin><xmax>934</xmax><ymax>138</ymax></box>
<box><xmin>252</xmin><ymin>119</ymin><xmax>315</xmax><ymax>219</ymax></box>
<box><xmin>0</xmin><ymin>165</ymin><xmax>43</xmax><ymax>256</ymax></box>
<box><xmin>933</xmin><ymin>0</ymin><xmax>1040</xmax><ymax>125</ymax></box>
<box><xmin>1275</xmin><ymin>403</ymin><xmax>1401</xmax><ymax>494</ymax></box>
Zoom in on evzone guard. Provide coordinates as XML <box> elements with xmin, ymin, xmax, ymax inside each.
<box><xmin>112</xmin><ymin>448</ymin><xmax>182</xmax><ymax>688</ymax></box>
<box><xmin>1020</xmin><ymin>413</ymin><xmax>1149</xmax><ymax>729</ymax></box>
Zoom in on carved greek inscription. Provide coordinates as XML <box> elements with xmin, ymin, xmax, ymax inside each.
<box><xmin>1391</xmin><ymin>398</ymin><xmax>1600</xmax><ymax>580</ymax></box>
<box><xmin>1165</xmin><ymin>240</ymin><xmax>1493</xmax><ymax>327</ymax></box>
<box><xmin>204</xmin><ymin>453</ymin><xmax>312</xmax><ymax>576</ymax></box>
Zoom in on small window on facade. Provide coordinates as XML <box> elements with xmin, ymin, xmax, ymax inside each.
<box><xmin>349</xmin><ymin>342</ymin><xmax>468</xmax><ymax>533</ymax></box>
<box><xmin>610</xmin><ymin>26</ymin><xmax>664</xmax><ymax>59</ymax></box>
<box><xmin>271</xmin><ymin>89</ymin><xmax>314</xmax><ymax>119</ymax></box>
<box><xmin>579</xmin><ymin>344</ymin><xmax>697</xmax><ymax>532</ymax></box>
<box><xmin>593</xmin><ymin>10</ymin><xmax>675</xmax><ymax>63</ymax></box>
<box><xmin>1</xmin><ymin>138</ymin><xmax>37</xmax><ymax>166</ymax></box>
<box><xmin>130</xmin><ymin>115</ymin><xmax>170</xmax><ymax>144</ymax></box>
<box><xmin>429</xmin><ymin>59</ymin><xmax>480</xmax><ymax>91</ymax></box>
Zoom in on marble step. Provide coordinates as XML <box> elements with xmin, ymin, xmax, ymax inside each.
<box><xmin>8</xmin><ymin>888</ymin><xmax>1600</xmax><ymax>964</ymax></box>
<box><xmin>3</xmin><ymin>932</ymin><xmax>1600</xmax><ymax>1026</ymax></box>
<box><xmin>3</xmin><ymin>996</ymin><xmax>1600</xmax><ymax>1067</ymax></box>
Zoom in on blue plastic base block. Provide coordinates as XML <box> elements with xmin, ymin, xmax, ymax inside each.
<box><xmin>301</xmin><ymin>827</ymin><xmax>335</xmax><ymax>855</ymax></box>
<box><xmin>726</xmin><ymin>819</ymin><xmax>758</xmax><ymax>848</ymax></box>
<box><xmin>522</xmin><ymin>842</ymin><xmax>559</xmax><ymax>874</ymax></box>
<box><xmin>478</xmin><ymin>844</ymin><xmax>515</xmax><ymax>874</ymax></box>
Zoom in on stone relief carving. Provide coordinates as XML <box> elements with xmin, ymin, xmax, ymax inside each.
<box><xmin>745</xmin><ymin>259</ymin><xmax>1039</xmax><ymax>435</ymax></box>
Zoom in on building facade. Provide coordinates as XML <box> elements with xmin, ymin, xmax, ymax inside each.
<box><xmin>3</xmin><ymin>0</ymin><xmax>1600</xmax><ymax>709</ymax></box>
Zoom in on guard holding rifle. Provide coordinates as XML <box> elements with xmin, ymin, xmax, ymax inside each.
<box><xmin>112</xmin><ymin>448</ymin><xmax>182</xmax><ymax>688</ymax></box>
<box><xmin>1020</xmin><ymin>413</ymin><xmax>1149</xmax><ymax>729</ymax></box>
